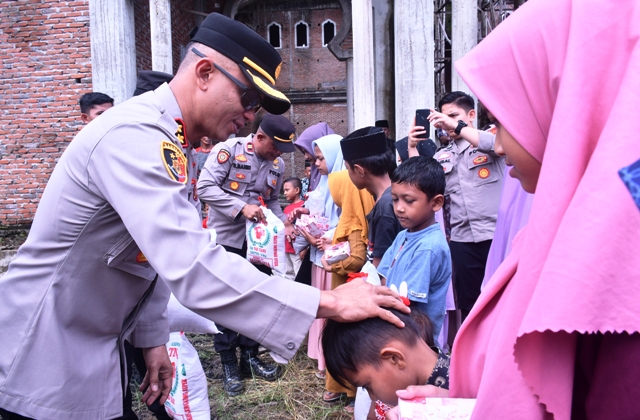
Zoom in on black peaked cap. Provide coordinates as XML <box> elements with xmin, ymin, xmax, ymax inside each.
<box><xmin>190</xmin><ymin>13</ymin><xmax>290</xmax><ymax>115</ymax></box>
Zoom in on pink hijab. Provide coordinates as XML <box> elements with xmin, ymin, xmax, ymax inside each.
<box><xmin>450</xmin><ymin>0</ymin><xmax>640</xmax><ymax>418</ymax></box>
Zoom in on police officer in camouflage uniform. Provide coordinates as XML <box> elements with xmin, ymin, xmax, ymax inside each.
<box><xmin>197</xmin><ymin>114</ymin><xmax>297</xmax><ymax>395</ymax></box>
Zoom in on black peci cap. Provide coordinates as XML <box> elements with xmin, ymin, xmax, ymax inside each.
<box><xmin>190</xmin><ymin>13</ymin><xmax>290</xmax><ymax>115</ymax></box>
<box><xmin>133</xmin><ymin>71</ymin><xmax>174</xmax><ymax>96</ymax></box>
<box><xmin>260</xmin><ymin>114</ymin><xmax>296</xmax><ymax>153</ymax></box>
<box><xmin>340</xmin><ymin>127</ymin><xmax>388</xmax><ymax>161</ymax></box>
<box><xmin>375</xmin><ymin>120</ymin><xmax>389</xmax><ymax>128</ymax></box>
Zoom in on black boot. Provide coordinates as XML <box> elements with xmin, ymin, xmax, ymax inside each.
<box><xmin>219</xmin><ymin>350</ymin><xmax>244</xmax><ymax>396</ymax></box>
<box><xmin>240</xmin><ymin>346</ymin><xmax>282</xmax><ymax>381</ymax></box>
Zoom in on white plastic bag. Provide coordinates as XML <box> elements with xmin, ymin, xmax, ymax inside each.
<box><xmin>164</xmin><ymin>332</ymin><xmax>211</xmax><ymax>420</ymax></box>
<box><xmin>167</xmin><ymin>294</ymin><xmax>219</xmax><ymax>334</ymax></box>
<box><xmin>246</xmin><ymin>206</ymin><xmax>286</xmax><ymax>276</ymax></box>
<box><xmin>359</xmin><ymin>261</ymin><xmax>381</xmax><ymax>286</ymax></box>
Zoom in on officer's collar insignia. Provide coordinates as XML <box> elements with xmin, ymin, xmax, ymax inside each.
<box><xmin>161</xmin><ymin>141</ymin><xmax>188</xmax><ymax>184</ymax></box>
<box><xmin>174</xmin><ymin>118</ymin><xmax>188</xmax><ymax>149</ymax></box>
<box><xmin>236</xmin><ymin>154</ymin><xmax>248</xmax><ymax>162</ymax></box>
<box><xmin>478</xmin><ymin>168</ymin><xmax>490</xmax><ymax>179</ymax></box>
<box><xmin>217</xmin><ymin>149</ymin><xmax>230</xmax><ymax>164</ymax></box>
<box><xmin>245</xmin><ymin>142</ymin><xmax>254</xmax><ymax>154</ymax></box>
<box><xmin>473</xmin><ymin>156</ymin><xmax>488</xmax><ymax>165</ymax></box>
<box><xmin>438</xmin><ymin>152</ymin><xmax>451</xmax><ymax>160</ymax></box>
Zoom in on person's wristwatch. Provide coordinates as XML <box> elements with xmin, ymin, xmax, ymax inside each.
<box><xmin>454</xmin><ymin>120</ymin><xmax>468</xmax><ymax>135</ymax></box>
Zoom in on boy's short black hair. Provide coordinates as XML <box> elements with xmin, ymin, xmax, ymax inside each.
<box><xmin>391</xmin><ymin>156</ymin><xmax>445</xmax><ymax>200</ymax></box>
<box><xmin>438</xmin><ymin>91</ymin><xmax>475</xmax><ymax>113</ymax></box>
<box><xmin>283</xmin><ymin>177</ymin><xmax>302</xmax><ymax>191</ymax></box>
<box><xmin>322</xmin><ymin>310</ymin><xmax>434</xmax><ymax>389</ymax></box>
<box><xmin>79</xmin><ymin>92</ymin><xmax>114</xmax><ymax>114</ymax></box>
<box><xmin>346</xmin><ymin>149</ymin><xmax>397</xmax><ymax>177</ymax></box>
<box><xmin>304</xmin><ymin>160</ymin><xmax>311</xmax><ymax>168</ymax></box>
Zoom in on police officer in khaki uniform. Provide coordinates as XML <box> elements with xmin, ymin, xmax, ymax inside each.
<box><xmin>197</xmin><ymin>114</ymin><xmax>296</xmax><ymax>395</ymax></box>
<box><xmin>410</xmin><ymin>91</ymin><xmax>504</xmax><ymax>321</ymax></box>
<box><xmin>0</xmin><ymin>13</ymin><xmax>408</xmax><ymax>420</ymax></box>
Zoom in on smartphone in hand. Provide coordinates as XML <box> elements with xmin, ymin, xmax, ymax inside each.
<box><xmin>415</xmin><ymin>109</ymin><xmax>430</xmax><ymax>139</ymax></box>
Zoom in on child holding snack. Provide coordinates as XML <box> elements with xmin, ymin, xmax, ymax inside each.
<box><xmin>322</xmin><ymin>309</ymin><xmax>450</xmax><ymax>419</ymax></box>
<box><xmin>378</xmin><ymin>156</ymin><xmax>451</xmax><ymax>340</ymax></box>
<box><xmin>319</xmin><ymin>168</ymin><xmax>375</xmax><ymax>412</ymax></box>
<box><xmin>293</xmin><ymin>134</ymin><xmax>343</xmax><ymax>384</ymax></box>
<box><xmin>282</xmin><ymin>177</ymin><xmax>305</xmax><ymax>281</ymax></box>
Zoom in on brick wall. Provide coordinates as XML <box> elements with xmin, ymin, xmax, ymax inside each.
<box><xmin>0</xmin><ymin>0</ymin><xmax>92</xmax><ymax>225</ymax></box>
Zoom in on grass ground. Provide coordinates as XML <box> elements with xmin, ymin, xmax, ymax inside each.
<box><xmin>131</xmin><ymin>334</ymin><xmax>353</xmax><ymax>420</ymax></box>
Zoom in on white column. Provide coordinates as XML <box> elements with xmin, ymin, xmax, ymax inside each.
<box><xmin>451</xmin><ymin>0</ymin><xmax>477</xmax><ymax>93</ymax></box>
<box><xmin>346</xmin><ymin>58</ymin><xmax>355</xmax><ymax>133</ymax></box>
<box><xmin>150</xmin><ymin>0</ymin><xmax>173</xmax><ymax>73</ymax></box>
<box><xmin>372</xmin><ymin>0</ymin><xmax>393</xmax><ymax>129</ymax></box>
<box><xmin>394</xmin><ymin>0</ymin><xmax>434</xmax><ymax>140</ymax></box>
<box><xmin>89</xmin><ymin>0</ymin><xmax>137</xmax><ymax>104</ymax></box>
<box><xmin>351</xmin><ymin>0</ymin><xmax>376</xmax><ymax>130</ymax></box>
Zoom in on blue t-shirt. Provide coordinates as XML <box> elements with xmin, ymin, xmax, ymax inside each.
<box><xmin>378</xmin><ymin>223</ymin><xmax>452</xmax><ymax>337</ymax></box>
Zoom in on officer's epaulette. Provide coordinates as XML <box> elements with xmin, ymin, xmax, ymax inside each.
<box><xmin>174</xmin><ymin>118</ymin><xmax>189</xmax><ymax>149</ymax></box>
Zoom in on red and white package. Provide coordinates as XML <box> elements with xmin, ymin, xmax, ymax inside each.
<box><xmin>297</xmin><ymin>214</ymin><xmax>330</xmax><ymax>239</ymax></box>
<box><xmin>397</xmin><ymin>397</ymin><xmax>476</xmax><ymax>420</ymax></box>
<box><xmin>324</xmin><ymin>241</ymin><xmax>351</xmax><ymax>264</ymax></box>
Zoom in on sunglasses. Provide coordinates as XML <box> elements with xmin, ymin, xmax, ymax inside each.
<box><xmin>191</xmin><ymin>47</ymin><xmax>262</xmax><ymax>112</ymax></box>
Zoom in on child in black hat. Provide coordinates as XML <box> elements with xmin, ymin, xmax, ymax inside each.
<box><xmin>340</xmin><ymin>127</ymin><xmax>403</xmax><ymax>267</ymax></box>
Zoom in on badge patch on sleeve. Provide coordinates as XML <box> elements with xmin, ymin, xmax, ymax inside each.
<box><xmin>473</xmin><ymin>156</ymin><xmax>488</xmax><ymax>165</ymax></box>
<box><xmin>217</xmin><ymin>149</ymin><xmax>230</xmax><ymax>164</ymax></box>
<box><xmin>161</xmin><ymin>141</ymin><xmax>188</xmax><ymax>184</ymax></box>
<box><xmin>478</xmin><ymin>168</ymin><xmax>490</xmax><ymax>179</ymax></box>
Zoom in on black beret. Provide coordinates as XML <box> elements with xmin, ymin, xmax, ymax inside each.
<box><xmin>260</xmin><ymin>114</ymin><xmax>296</xmax><ymax>153</ymax></box>
<box><xmin>396</xmin><ymin>136</ymin><xmax>438</xmax><ymax>161</ymax></box>
<box><xmin>340</xmin><ymin>127</ymin><xmax>388</xmax><ymax>161</ymax></box>
<box><xmin>190</xmin><ymin>13</ymin><xmax>290</xmax><ymax>115</ymax></box>
<box><xmin>133</xmin><ymin>71</ymin><xmax>173</xmax><ymax>96</ymax></box>
<box><xmin>375</xmin><ymin>120</ymin><xmax>389</xmax><ymax>128</ymax></box>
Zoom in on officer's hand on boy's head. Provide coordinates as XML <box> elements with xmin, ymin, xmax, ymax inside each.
<box><xmin>317</xmin><ymin>279</ymin><xmax>410</xmax><ymax>328</ymax></box>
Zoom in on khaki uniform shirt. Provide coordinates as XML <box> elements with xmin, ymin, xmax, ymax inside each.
<box><xmin>434</xmin><ymin>130</ymin><xmax>505</xmax><ymax>243</ymax></box>
<box><xmin>0</xmin><ymin>83</ymin><xmax>319</xmax><ymax>420</ymax></box>
<box><xmin>197</xmin><ymin>135</ymin><xmax>287</xmax><ymax>249</ymax></box>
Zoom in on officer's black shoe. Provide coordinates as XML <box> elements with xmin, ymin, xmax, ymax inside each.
<box><xmin>239</xmin><ymin>347</ymin><xmax>282</xmax><ymax>381</ymax></box>
<box><xmin>219</xmin><ymin>350</ymin><xmax>244</xmax><ymax>396</ymax></box>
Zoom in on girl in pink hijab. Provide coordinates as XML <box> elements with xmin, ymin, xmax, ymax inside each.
<box><xmin>388</xmin><ymin>0</ymin><xmax>640</xmax><ymax>418</ymax></box>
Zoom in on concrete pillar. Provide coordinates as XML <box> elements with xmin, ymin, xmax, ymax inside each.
<box><xmin>89</xmin><ymin>0</ymin><xmax>137</xmax><ymax>104</ymax></box>
<box><xmin>451</xmin><ymin>0</ymin><xmax>478</xmax><ymax>94</ymax></box>
<box><xmin>372</xmin><ymin>0</ymin><xmax>394</xmax><ymax>133</ymax></box>
<box><xmin>370</xmin><ymin>0</ymin><xmax>395</xmax><ymax>132</ymax></box>
<box><xmin>351</xmin><ymin>0</ymin><xmax>376</xmax><ymax>130</ymax></box>
<box><xmin>150</xmin><ymin>0</ymin><xmax>173</xmax><ymax>74</ymax></box>
<box><xmin>394</xmin><ymin>0</ymin><xmax>434</xmax><ymax>140</ymax></box>
<box><xmin>346</xmin><ymin>58</ymin><xmax>355</xmax><ymax>133</ymax></box>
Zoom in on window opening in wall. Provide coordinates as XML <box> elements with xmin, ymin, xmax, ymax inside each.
<box><xmin>295</xmin><ymin>21</ymin><xmax>309</xmax><ymax>48</ymax></box>
<box><xmin>268</xmin><ymin>22</ymin><xmax>282</xmax><ymax>49</ymax></box>
<box><xmin>322</xmin><ymin>20</ymin><xmax>336</xmax><ymax>46</ymax></box>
